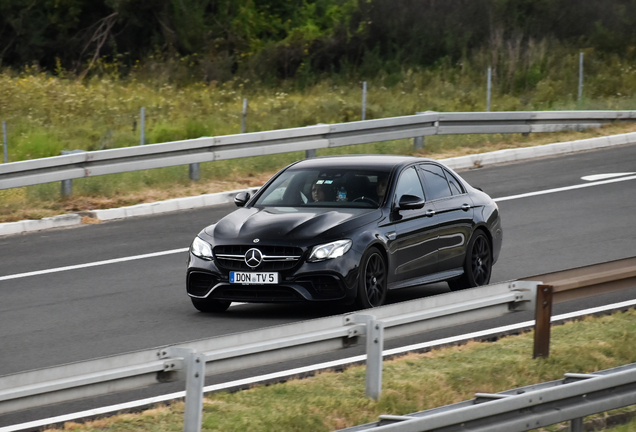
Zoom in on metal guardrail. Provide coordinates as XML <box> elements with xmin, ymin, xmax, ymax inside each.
<box><xmin>0</xmin><ymin>281</ymin><xmax>537</xmax><ymax>430</ymax></box>
<box><xmin>338</xmin><ymin>363</ymin><xmax>636</xmax><ymax>432</ymax></box>
<box><xmin>1</xmin><ymin>110</ymin><xmax>635</xmax><ymax>190</ymax></box>
<box><xmin>1</xmin><ymin>257</ymin><xmax>635</xmax><ymax>431</ymax></box>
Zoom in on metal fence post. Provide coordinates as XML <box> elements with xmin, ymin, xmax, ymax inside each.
<box><xmin>162</xmin><ymin>348</ymin><xmax>204</xmax><ymax>432</ymax></box>
<box><xmin>344</xmin><ymin>313</ymin><xmax>384</xmax><ymax>400</ymax></box>
<box><xmin>362</xmin><ymin>82</ymin><xmax>367</xmax><ymax>121</ymax></box>
<box><xmin>578</xmin><ymin>52</ymin><xmax>584</xmax><ymax>103</ymax></box>
<box><xmin>61</xmin><ymin>179</ymin><xmax>73</xmax><ymax>197</ymax></box>
<box><xmin>241</xmin><ymin>98</ymin><xmax>247</xmax><ymax>133</ymax></box>
<box><xmin>2</xmin><ymin>121</ymin><xmax>7</xmax><ymax>163</ymax></box>
<box><xmin>533</xmin><ymin>284</ymin><xmax>554</xmax><ymax>358</ymax></box>
<box><xmin>366</xmin><ymin>318</ymin><xmax>384</xmax><ymax>400</ymax></box>
<box><xmin>183</xmin><ymin>350</ymin><xmax>205</xmax><ymax>432</ymax></box>
<box><xmin>571</xmin><ymin>417</ymin><xmax>584</xmax><ymax>432</ymax></box>
<box><xmin>487</xmin><ymin>67</ymin><xmax>492</xmax><ymax>112</ymax></box>
<box><xmin>140</xmin><ymin>107</ymin><xmax>146</xmax><ymax>145</ymax></box>
<box><xmin>189</xmin><ymin>163</ymin><xmax>200</xmax><ymax>181</ymax></box>
<box><xmin>59</xmin><ymin>150</ymin><xmax>88</xmax><ymax>197</ymax></box>
<box><xmin>413</xmin><ymin>136</ymin><xmax>424</xmax><ymax>151</ymax></box>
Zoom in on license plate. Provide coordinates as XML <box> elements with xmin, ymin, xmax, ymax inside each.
<box><xmin>230</xmin><ymin>272</ymin><xmax>278</xmax><ymax>285</ymax></box>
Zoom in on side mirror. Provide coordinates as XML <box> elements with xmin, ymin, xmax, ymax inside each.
<box><xmin>234</xmin><ymin>192</ymin><xmax>250</xmax><ymax>207</ymax></box>
<box><xmin>397</xmin><ymin>194</ymin><xmax>425</xmax><ymax>210</ymax></box>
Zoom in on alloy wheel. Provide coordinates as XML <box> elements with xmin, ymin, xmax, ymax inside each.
<box><xmin>364</xmin><ymin>252</ymin><xmax>387</xmax><ymax>307</ymax></box>
<box><xmin>471</xmin><ymin>235</ymin><xmax>492</xmax><ymax>286</ymax></box>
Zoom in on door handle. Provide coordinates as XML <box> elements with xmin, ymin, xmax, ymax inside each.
<box><xmin>425</xmin><ymin>209</ymin><xmax>436</xmax><ymax>217</ymax></box>
<box><xmin>461</xmin><ymin>204</ymin><xmax>471</xmax><ymax>211</ymax></box>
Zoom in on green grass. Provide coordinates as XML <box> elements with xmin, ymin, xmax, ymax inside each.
<box><xmin>44</xmin><ymin>309</ymin><xmax>636</xmax><ymax>432</ymax></box>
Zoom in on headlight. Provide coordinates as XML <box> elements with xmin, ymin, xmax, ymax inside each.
<box><xmin>191</xmin><ymin>237</ymin><xmax>213</xmax><ymax>260</ymax></box>
<box><xmin>308</xmin><ymin>240</ymin><xmax>352</xmax><ymax>262</ymax></box>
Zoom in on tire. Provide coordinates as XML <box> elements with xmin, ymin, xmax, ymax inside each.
<box><xmin>448</xmin><ymin>230</ymin><xmax>492</xmax><ymax>291</ymax></box>
<box><xmin>354</xmin><ymin>248</ymin><xmax>388</xmax><ymax>309</ymax></box>
<box><xmin>191</xmin><ymin>297</ymin><xmax>231</xmax><ymax>313</ymax></box>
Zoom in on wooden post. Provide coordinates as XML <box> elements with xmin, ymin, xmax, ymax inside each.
<box><xmin>533</xmin><ymin>284</ymin><xmax>554</xmax><ymax>358</ymax></box>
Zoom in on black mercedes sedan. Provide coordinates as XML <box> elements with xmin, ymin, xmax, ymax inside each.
<box><xmin>186</xmin><ymin>155</ymin><xmax>502</xmax><ymax>312</ymax></box>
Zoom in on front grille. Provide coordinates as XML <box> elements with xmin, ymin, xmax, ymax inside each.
<box><xmin>187</xmin><ymin>271</ymin><xmax>218</xmax><ymax>296</ymax></box>
<box><xmin>213</xmin><ymin>245</ymin><xmax>303</xmax><ymax>271</ymax></box>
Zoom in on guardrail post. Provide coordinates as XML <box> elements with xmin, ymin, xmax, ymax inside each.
<box><xmin>571</xmin><ymin>417</ymin><xmax>584</xmax><ymax>432</ymax></box>
<box><xmin>189</xmin><ymin>163</ymin><xmax>200</xmax><ymax>181</ymax></box>
<box><xmin>345</xmin><ymin>313</ymin><xmax>384</xmax><ymax>400</ymax></box>
<box><xmin>413</xmin><ymin>136</ymin><xmax>424</xmax><ymax>151</ymax></box>
<box><xmin>2</xmin><ymin>121</ymin><xmax>7</xmax><ymax>163</ymax></box>
<box><xmin>59</xmin><ymin>150</ymin><xmax>88</xmax><ymax>197</ymax></box>
<box><xmin>61</xmin><ymin>179</ymin><xmax>73</xmax><ymax>197</ymax></box>
<box><xmin>533</xmin><ymin>284</ymin><xmax>554</xmax><ymax>358</ymax></box>
<box><xmin>161</xmin><ymin>348</ymin><xmax>205</xmax><ymax>432</ymax></box>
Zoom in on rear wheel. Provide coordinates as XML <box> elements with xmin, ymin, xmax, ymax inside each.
<box><xmin>354</xmin><ymin>248</ymin><xmax>387</xmax><ymax>309</ymax></box>
<box><xmin>448</xmin><ymin>231</ymin><xmax>492</xmax><ymax>291</ymax></box>
<box><xmin>191</xmin><ymin>297</ymin><xmax>231</xmax><ymax>313</ymax></box>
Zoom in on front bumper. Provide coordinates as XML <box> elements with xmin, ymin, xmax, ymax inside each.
<box><xmin>186</xmin><ymin>252</ymin><xmax>360</xmax><ymax>303</ymax></box>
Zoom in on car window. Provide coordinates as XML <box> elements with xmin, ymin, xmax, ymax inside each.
<box><xmin>260</xmin><ymin>176</ymin><xmax>292</xmax><ymax>204</ymax></box>
<box><xmin>394</xmin><ymin>167</ymin><xmax>425</xmax><ymax>203</ymax></box>
<box><xmin>420</xmin><ymin>164</ymin><xmax>452</xmax><ymax>200</ymax></box>
<box><xmin>255</xmin><ymin>167</ymin><xmax>390</xmax><ymax>208</ymax></box>
<box><xmin>445</xmin><ymin>169</ymin><xmax>465</xmax><ymax>195</ymax></box>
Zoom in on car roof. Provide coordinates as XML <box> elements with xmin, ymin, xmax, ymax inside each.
<box><xmin>289</xmin><ymin>154</ymin><xmax>436</xmax><ymax>170</ymax></box>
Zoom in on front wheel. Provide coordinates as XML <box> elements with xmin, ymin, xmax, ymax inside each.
<box><xmin>191</xmin><ymin>297</ymin><xmax>231</xmax><ymax>313</ymax></box>
<box><xmin>354</xmin><ymin>248</ymin><xmax>387</xmax><ymax>309</ymax></box>
<box><xmin>448</xmin><ymin>231</ymin><xmax>492</xmax><ymax>291</ymax></box>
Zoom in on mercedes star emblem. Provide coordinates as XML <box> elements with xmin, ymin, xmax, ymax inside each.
<box><xmin>245</xmin><ymin>248</ymin><xmax>263</xmax><ymax>268</ymax></box>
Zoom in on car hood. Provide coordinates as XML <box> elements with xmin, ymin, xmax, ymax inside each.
<box><xmin>206</xmin><ymin>206</ymin><xmax>380</xmax><ymax>242</ymax></box>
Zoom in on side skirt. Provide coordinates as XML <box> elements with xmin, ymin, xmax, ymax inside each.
<box><xmin>388</xmin><ymin>268</ymin><xmax>464</xmax><ymax>290</ymax></box>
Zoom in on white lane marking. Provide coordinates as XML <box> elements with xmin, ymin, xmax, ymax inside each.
<box><xmin>581</xmin><ymin>172</ymin><xmax>635</xmax><ymax>181</ymax></box>
<box><xmin>0</xmin><ymin>248</ymin><xmax>189</xmax><ymax>282</ymax></box>
<box><xmin>3</xmin><ymin>298</ymin><xmax>635</xmax><ymax>432</ymax></box>
<box><xmin>493</xmin><ymin>174</ymin><xmax>636</xmax><ymax>202</ymax></box>
<box><xmin>2</xmin><ymin>174</ymin><xmax>636</xmax><ymax>281</ymax></box>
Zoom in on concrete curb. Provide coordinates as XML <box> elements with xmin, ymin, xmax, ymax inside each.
<box><xmin>1</xmin><ymin>132</ymin><xmax>635</xmax><ymax>237</ymax></box>
<box><xmin>0</xmin><ymin>213</ymin><xmax>82</xmax><ymax>237</ymax></box>
<box><xmin>88</xmin><ymin>187</ymin><xmax>262</xmax><ymax>222</ymax></box>
<box><xmin>440</xmin><ymin>131</ymin><xmax>636</xmax><ymax>170</ymax></box>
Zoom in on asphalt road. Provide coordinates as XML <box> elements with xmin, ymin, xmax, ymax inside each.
<box><xmin>1</xmin><ymin>143</ymin><xmax>635</xmax><ymax>427</ymax></box>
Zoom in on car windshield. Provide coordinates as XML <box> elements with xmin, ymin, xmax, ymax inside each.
<box><xmin>254</xmin><ymin>167</ymin><xmax>391</xmax><ymax>208</ymax></box>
